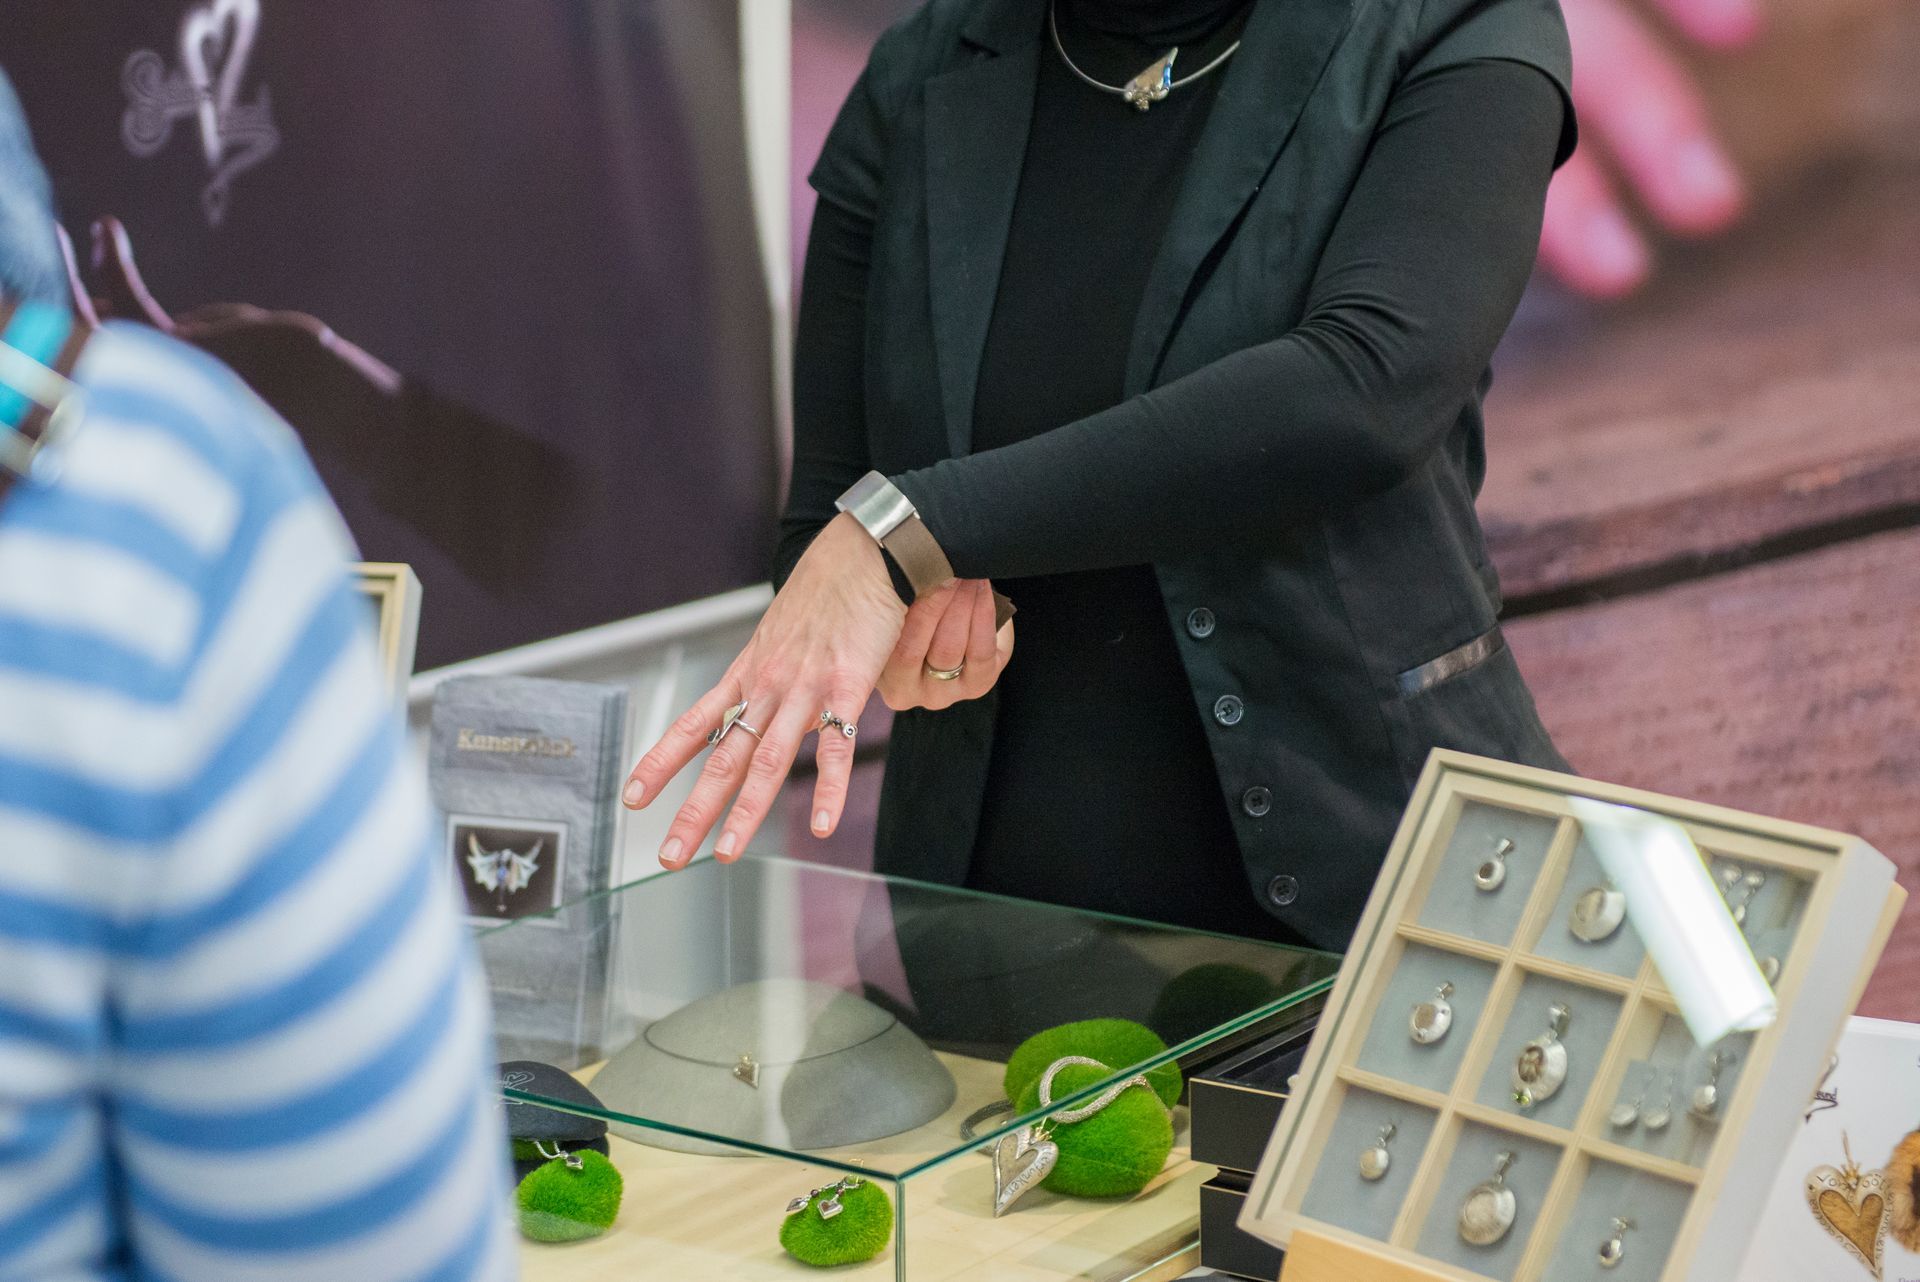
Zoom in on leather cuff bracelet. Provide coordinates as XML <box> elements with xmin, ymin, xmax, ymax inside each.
<box><xmin>835</xmin><ymin>471</ymin><xmax>956</xmax><ymax>599</ymax></box>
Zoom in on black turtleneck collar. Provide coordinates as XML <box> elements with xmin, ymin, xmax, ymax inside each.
<box><xmin>1064</xmin><ymin>0</ymin><xmax>1252</xmax><ymax>46</ymax></box>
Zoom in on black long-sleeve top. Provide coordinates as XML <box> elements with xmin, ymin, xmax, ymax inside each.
<box><xmin>782</xmin><ymin>0</ymin><xmax>1565</xmax><ymax>934</ymax></box>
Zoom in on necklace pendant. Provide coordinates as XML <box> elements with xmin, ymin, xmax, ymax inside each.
<box><xmin>1123</xmin><ymin>48</ymin><xmax>1178</xmax><ymax>111</ymax></box>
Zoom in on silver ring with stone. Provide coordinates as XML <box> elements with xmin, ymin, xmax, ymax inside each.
<box><xmin>707</xmin><ymin>700</ymin><xmax>752</xmax><ymax>748</ymax></box>
<box><xmin>818</xmin><ymin>709</ymin><xmax>858</xmax><ymax>740</ymax></box>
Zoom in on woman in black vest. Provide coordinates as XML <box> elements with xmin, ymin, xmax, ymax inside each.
<box><xmin>626</xmin><ymin>0</ymin><xmax>1577</xmax><ymax>950</ymax></box>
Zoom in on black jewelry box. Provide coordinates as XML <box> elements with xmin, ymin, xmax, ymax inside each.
<box><xmin>1200</xmin><ymin>1170</ymin><xmax>1288</xmax><ymax>1281</ymax></box>
<box><xmin>1188</xmin><ymin>1002</ymin><xmax>1318</xmax><ymax>1175</ymax></box>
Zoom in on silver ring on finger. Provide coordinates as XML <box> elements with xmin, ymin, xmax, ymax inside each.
<box><xmin>818</xmin><ymin>709</ymin><xmax>858</xmax><ymax>740</ymax></box>
<box><xmin>923</xmin><ymin>660</ymin><xmax>966</xmax><ymax>682</ymax></box>
<box><xmin>707</xmin><ymin>699</ymin><xmax>753</xmax><ymax>748</ymax></box>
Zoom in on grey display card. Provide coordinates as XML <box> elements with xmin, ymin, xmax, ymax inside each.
<box><xmin>1299</xmin><ymin>1089</ymin><xmax>1439</xmax><ymax>1240</ymax></box>
<box><xmin>431</xmin><ymin>674</ymin><xmax>628</xmax><ymax>1066</ymax></box>
<box><xmin>1414</xmin><ymin>1122</ymin><xmax>1564</xmax><ymax>1281</ymax></box>
<box><xmin>1540</xmin><ymin>1159</ymin><xmax>1692</xmax><ymax>1282</ymax></box>
<box><xmin>1704</xmin><ymin>853</ymin><xmax>1808</xmax><ymax>979</ymax></box>
<box><xmin>1473</xmin><ymin>973</ymin><xmax>1624</xmax><ymax>1128</ymax></box>
<box><xmin>1415</xmin><ymin>803</ymin><xmax>1560</xmax><ymax>947</ymax></box>
<box><xmin>1530</xmin><ymin>836</ymin><xmax>1646</xmax><ymax>979</ymax></box>
<box><xmin>1355</xmin><ymin>944</ymin><xmax>1500</xmax><ymax>1094</ymax></box>
<box><xmin>1613</xmin><ymin>1018</ymin><xmax>1756</xmax><ymax>1167</ymax></box>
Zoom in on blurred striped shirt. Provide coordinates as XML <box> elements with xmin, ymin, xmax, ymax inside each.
<box><xmin>0</xmin><ymin>313</ymin><xmax>515</xmax><ymax>1281</ymax></box>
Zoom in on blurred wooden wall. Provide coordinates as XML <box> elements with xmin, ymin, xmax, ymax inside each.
<box><xmin>1488</xmin><ymin>9</ymin><xmax>1920</xmax><ymax>1019</ymax></box>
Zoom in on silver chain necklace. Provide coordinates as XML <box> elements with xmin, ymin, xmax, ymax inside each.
<box><xmin>1048</xmin><ymin>1</ymin><xmax>1245</xmax><ymax>112</ymax></box>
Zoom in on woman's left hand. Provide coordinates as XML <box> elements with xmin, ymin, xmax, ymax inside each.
<box><xmin>620</xmin><ymin>512</ymin><xmax>910</xmax><ymax>869</ymax></box>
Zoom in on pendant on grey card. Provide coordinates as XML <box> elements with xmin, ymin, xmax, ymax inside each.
<box><xmin>992</xmin><ymin>1125</ymin><xmax>1059</xmax><ymax>1217</ymax></box>
<box><xmin>734</xmin><ymin>1053</ymin><xmax>761</xmax><ymax>1089</ymax></box>
<box><xmin>1691</xmin><ymin>1050</ymin><xmax>1732</xmax><ymax>1122</ymax></box>
<box><xmin>1608</xmin><ymin>1066</ymin><xmax>1649</xmax><ymax>1130</ymax></box>
<box><xmin>1731</xmin><ymin>869</ymin><xmax>1766</xmax><ymax>925</ymax></box>
<box><xmin>1643</xmin><ymin>1072</ymin><xmax>1674</xmax><ymax>1133</ymax></box>
<box><xmin>1512</xmin><ymin>1003</ymin><xmax>1572</xmax><ymax>1109</ymax></box>
<box><xmin>1458</xmin><ymin>1151</ymin><xmax>1518</xmax><ymax>1246</ymax></box>
<box><xmin>1474</xmin><ymin>838</ymin><xmax>1516</xmax><ymax>892</ymax></box>
<box><xmin>1569</xmin><ymin>881</ymin><xmax>1627</xmax><ymax>943</ymax></box>
<box><xmin>1358</xmin><ymin>1123</ymin><xmax>1397</xmax><ymax>1182</ymax></box>
<box><xmin>1410</xmin><ymin>983</ymin><xmax>1456</xmax><ymax>1045</ymax></box>
<box><xmin>1598</xmin><ymin>1216</ymin><xmax>1634</xmax><ymax>1269</ymax></box>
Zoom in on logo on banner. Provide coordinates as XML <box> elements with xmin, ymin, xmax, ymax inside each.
<box><xmin>120</xmin><ymin>0</ymin><xmax>281</xmax><ymax>227</ymax></box>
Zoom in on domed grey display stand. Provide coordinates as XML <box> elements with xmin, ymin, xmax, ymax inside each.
<box><xmin>592</xmin><ymin>978</ymin><xmax>956</xmax><ymax>1156</ymax></box>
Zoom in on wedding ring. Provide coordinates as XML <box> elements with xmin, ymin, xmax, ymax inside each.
<box><xmin>924</xmin><ymin>660</ymin><xmax>966</xmax><ymax>682</ymax></box>
<box><xmin>818</xmin><ymin>709</ymin><xmax>858</xmax><ymax>740</ymax></box>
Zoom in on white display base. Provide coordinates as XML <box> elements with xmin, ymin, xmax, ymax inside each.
<box><xmin>519</xmin><ymin>1052</ymin><xmax>1205</xmax><ymax>1281</ymax></box>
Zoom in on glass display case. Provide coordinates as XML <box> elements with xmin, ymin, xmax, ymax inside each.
<box><xmin>478</xmin><ymin>853</ymin><xmax>1339</xmax><ymax>1280</ymax></box>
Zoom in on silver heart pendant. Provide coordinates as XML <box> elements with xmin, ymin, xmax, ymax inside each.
<box><xmin>992</xmin><ymin>1127</ymin><xmax>1059</xmax><ymax>1217</ymax></box>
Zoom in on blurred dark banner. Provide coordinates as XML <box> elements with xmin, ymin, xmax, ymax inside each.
<box><xmin>7</xmin><ymin>0</ymin><xmax>779</xmax><ymax>669</ymax></box>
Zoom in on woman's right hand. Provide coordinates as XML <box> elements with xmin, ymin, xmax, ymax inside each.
<box><xmin>877</xmin><ymin>578</ymin><xmax>1014</xmax><ymax>711</ymax></box>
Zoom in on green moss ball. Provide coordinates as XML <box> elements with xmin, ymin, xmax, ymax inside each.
<box><xmin>779</xmin><ymin>1180</ymin><xmax>894</xmax><ymax>1268</ymax></box>
<box><xmin>1015</xmin><ymin>1061</ymin><xmax>1175</xmax><ymax>1199</ymax></box>
<box><xmin>516</xmin><ymin>1150</ymin><xmax>623</xmax><ymax>1242</ymax></box>
<box><xmin>1004</xmin><ymin>1019</ymin><xmax>1181</xmax><ymax>1109</ymax></box>
<box><xmin>1147</xmin><ymin>963</ymin><xmax>1284</xmax><ymax>1045</ymax></box>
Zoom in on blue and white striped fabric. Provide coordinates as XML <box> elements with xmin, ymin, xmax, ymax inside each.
<box><xmin>0</xmin><ymin>314</ymin><xmax>516</xmax><ymax>1282</ymax></box>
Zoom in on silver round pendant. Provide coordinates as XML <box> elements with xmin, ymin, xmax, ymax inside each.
<box><xmin>1458</xmin><ymin>1152</ymin><xmax>1518</xmax><ymax>1246</ymax></box>
<box><xmin>1569</xmin><ymin>884</ymin><xmax>1627</xmax><ymax>943</ymax></box>
<box><xmin>1598</xmin><ymin>1217</ymin><xmax>1634</xmax><ymax>1269</ymax></box>
<box><xmin>1473</xmin><ymin>838</ymin><xmax>1515</xmax><ymax>892</ymax></box>
<box><xmin>1409</xmin><ymin>983</ymin><xmax>1456</xmax><ymax>1045</ymax></box>
<box><xmin>1642</xmin><ymin>1073</ymin><xmax>1674</xmax><ymax>1132</ymax></box>
<box><xmin>1358</xmin><ymin>1122</ymin><xmax>1396</xmax><ymax>1182</ymax></box>
<box><xmin>1511</xmin><ymin>1003</ymin><xmax>1572</xmax><ymax>1109</ymax></box>
<box><xmin>1690</xmin><ymin>1049</ymin><xmax>1731</xmax><ymax>1122</ymax></box>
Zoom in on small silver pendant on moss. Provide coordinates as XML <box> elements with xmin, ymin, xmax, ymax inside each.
<box><xmin>1458</xmin><ymin>1151</ymin><xmax>1519</xmax><ymax>1246</ymax></box>
<box><xmin>1598</xmin><ymin>1216</ymin><xmax>1635</xmax><ymax>1269</ymax></box>
<box><xmin>1358</xmin><ymin>1123</ymin><xmax>1397</xmax><ymax>1182</ymax></box>
<box><xmin>532</xmin><ymin>1140</ymin><xmax>584</xmax><ymax>1171</ymax></box>
<box><xmin>1569</xmin><ymin>879</ymin><xmax>1627</xmax><ymax>943</ymax></box>
<box><xmin>1512</xmin><ymin>1003</ymin><xmax>1572</xmax><ymax>1110</ymax></box>
<box><xmin>1409</xmin><ymin>982</ymin><xmax>1456</xmax><ymax>1045</ymax></box>
<box><xmin>1474</xmin><ymin>838</ymin><xmax>1516</xmax><ymax>892</ymax></box>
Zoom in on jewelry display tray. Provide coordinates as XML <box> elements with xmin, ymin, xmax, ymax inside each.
<box><xmin>480</xmin><ymin>854</ymin><xmax>1341</xmax><ymax>1281</ymax></box>
<box><xmin>1237</xmin><ymin>750</ymin><xmax>1904</xmax><ymax>1282</ymax></box>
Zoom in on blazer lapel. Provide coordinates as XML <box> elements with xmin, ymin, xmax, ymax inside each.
<box><xmin>1123</xmin><ymin>0</ymin><xmax>1360</xmax><ymax>395</ymax></box>
<box><xmin>924</xmin><ymin>1</ymin><xmax>1042</xmax><ymax>458</ymax></box>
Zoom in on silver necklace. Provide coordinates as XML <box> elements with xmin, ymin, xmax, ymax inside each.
<box><xmin>1048</xmin><ymin>2</ymin><xmax>1245</xmax><ymax>111</ymax></box>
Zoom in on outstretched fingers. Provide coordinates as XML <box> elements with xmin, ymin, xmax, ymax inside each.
<box><xmin>622</xmin><ymin>675</ymin><xmax>743</xmax><ymax>811</ymax></box>
<box><xmin>809</xmin><ymin>687</ymin><xmax>868</xmax><ymax>838</ymax></box>
<box><xmin>712</xmin><ymin>696</ymin><xmax>816</xmax><ymax>862</ymax></box>
<box><xmin>654</xmin><ymin>686</ymin><xmax>786</xmax><ymax>869</ymax></box>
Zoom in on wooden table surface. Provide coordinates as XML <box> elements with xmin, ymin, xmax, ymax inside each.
<box><xmin>518</xmin><ymin>1053</ymin><xmax>1204</xmax><ymax>1281</ymax></box>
